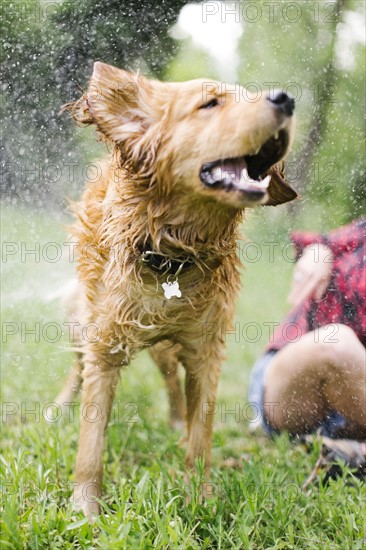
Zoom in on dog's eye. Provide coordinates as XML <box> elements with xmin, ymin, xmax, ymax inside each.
<box><xmin>199</xmin><ymin>98</ymin><xmax>219</xmax><ymax>110</ymax></box>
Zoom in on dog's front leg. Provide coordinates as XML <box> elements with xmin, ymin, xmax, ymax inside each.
<box><xmin>73</xmin><ymin>355</ymin><xmax>120</xmax><ymax>519</ymax></box>
<box><xmin>182</xmin><ymin>344</ymin><xmax>223</xmax><ymax>484</ymax></box>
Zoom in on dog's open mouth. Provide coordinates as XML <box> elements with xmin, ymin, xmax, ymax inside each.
<box><xmin>200</xmin><ymin>129</ymin><xmax>289</xmax><ymax>200</ymax></box>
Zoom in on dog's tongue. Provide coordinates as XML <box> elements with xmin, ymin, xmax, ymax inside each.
<box><xmin>211</xmin><ymin>158</ymin><xmax>271</xmax><ymax>192</ymax></box>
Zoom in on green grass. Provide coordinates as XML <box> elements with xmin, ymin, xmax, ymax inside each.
<box><xmin>1</xmin><ymin>204</ymin><xmax>365</xmax><ymax>549</ymax></box>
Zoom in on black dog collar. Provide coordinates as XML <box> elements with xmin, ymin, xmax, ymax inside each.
<box><xmin>140</xmin><ymin>246</ymin><xmax>195</xmax><ymax>277</ymax></box>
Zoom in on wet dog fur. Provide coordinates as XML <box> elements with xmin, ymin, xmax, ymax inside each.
<box><xmin>57</xmin><ymin>62</ymin><xmax>296</xmax><ymax>518</ymax></box>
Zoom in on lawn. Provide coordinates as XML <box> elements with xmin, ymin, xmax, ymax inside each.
<box><xmin>1</xmin><ymin>204</ymin><xmax>365</xmax><ymax>549</ymax></box>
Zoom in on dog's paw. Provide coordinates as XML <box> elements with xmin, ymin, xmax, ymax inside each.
<box><xmin>183</xmin><ymin>472</ymin><xmax>215</xmax><ymax>505</ymax></box>
<box><xmin>72</xmin><ymin>485</ymin><xmax>100</xmax><ymax>521</ymax></box>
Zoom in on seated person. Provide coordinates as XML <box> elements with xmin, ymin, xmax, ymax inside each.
<box><xmin>248</xmin><ymin>218</ymin><xmax>366</xmax><ymax>480</ymax></box>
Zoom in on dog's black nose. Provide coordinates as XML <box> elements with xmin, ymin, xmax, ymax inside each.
<box><xmin>267</xmin><ymin>90</ymin><xmax>295</xmax><ymax>117</ymax></box>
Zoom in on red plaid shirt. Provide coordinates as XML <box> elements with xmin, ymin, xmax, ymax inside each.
<box><xmin>268</xmin><ymin>218</ymin><xmax>366</xmax><ymax>351</ymax></box>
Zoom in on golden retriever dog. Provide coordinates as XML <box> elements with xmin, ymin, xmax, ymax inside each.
<box><xmin>58</xmin><ymin>61</ymin><xmax>296</xmax><ymax>518</ymax></box>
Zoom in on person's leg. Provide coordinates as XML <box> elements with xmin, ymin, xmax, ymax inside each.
<box><xmin>263</xmin><ymin>324</ymin><xmax>366</xmax><ymax>438</ymax></box>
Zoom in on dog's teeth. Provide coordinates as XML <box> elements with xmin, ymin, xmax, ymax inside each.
<box><xmin>259</xmin><ymin>174</ymin><xmax>271</xmax><ymax>189</ymax></box>
<box><xmin>274</xmin><ymin>132</ymin><xmax>279</xmax><ymax>140</ymax></box>
<box><xmin>249</xmin><ymin>173</ymin><xmax>271</xmax><ymax>190</ymax></box>
<box><xmin>239</xmin><ymin>168</ymin><xmax>256</xmax><ymax>185</ymax></box>
<box><xmin>211</xmin><ymin>166</ymin><xmax>233</xmax><ymax>186</ymax></box>
<box><xmin>212</xmin><ymin>167</ymin><xmax>224</xmax><ymax>181</ymax></box>
<box><xmin>239</xmin><ymin>169</ymin><xmax>271</xmax><ymax>190</ymax></box>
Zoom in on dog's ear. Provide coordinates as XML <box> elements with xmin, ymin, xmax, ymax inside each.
<box><xmin>63</xmin><ymin>62</ymin><xmax>166</xmax><ymax>156</ymax></box>
<box><xmin>263</xmin><ymin>161</ymin><xmax>298</xmax><ymax>206</ymax></box>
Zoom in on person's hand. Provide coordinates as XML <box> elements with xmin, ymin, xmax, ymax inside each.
<box><xmin>288</xmin><ymin>243</ymin><xmax>333</xmax><ymax>307</ymax></box>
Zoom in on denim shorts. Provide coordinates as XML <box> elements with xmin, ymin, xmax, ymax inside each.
<box><xmin>248</xmin><ymin>350</ymin><xmax>350</xmax><ymax>438</ymax></box>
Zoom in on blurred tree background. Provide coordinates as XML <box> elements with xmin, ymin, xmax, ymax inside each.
<box><xmin>1</xmin><ymin>0</ymin><xmax>365</xmax><ymax>225</ymax></box>
<box><xmin>1</xmin><ymin>0</ymin><xmax>188</xmax><ymax>204</ymax></box>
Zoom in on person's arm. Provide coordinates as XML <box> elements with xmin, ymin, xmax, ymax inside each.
<box><xmin>288</xmin><ymin>218</ymin><xmax>365</xmax><ymax>307</ymax></box>
<box><xmin>288</xmin><ymin>243</ymin><xmax>333</xmax><ymax>307</ymax></box>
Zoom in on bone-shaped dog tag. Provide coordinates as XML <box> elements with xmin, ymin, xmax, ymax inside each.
<box><xmin>162</xmin><ymin>280</ymin><xmax>182</xmax><ymax>299</ymax></box>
